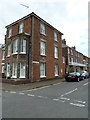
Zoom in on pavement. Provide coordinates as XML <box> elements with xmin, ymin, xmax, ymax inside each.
<box><xmin>1</xmin><ymin>78</ymin><xmax>65</xmax><ymax>92</ymax></box>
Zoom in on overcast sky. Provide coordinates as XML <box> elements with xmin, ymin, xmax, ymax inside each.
<box><xmin>0</xmin><ymin>0</ymin><xmax>89</xmax><ymax>56</ymax></box>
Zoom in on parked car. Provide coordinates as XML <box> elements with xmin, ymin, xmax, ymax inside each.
<box><xmin>65</xmin><ymin>72</ymin><xmax>84</xmax><ymax>82</ymax></box>
<box><xmin>80</xmin><ymin>71</ymin><xmax>89</xmax><ymax>79</ymax></box>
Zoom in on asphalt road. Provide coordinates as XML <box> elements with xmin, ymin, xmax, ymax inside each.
<box><xmin>2</xmin><ymin>79</ymin><xmax>89</xmax><ymax>118</ymax></box>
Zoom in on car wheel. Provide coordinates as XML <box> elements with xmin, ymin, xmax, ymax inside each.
<box><xmin>77</xmin><ymin>78</ymin><xmax>80</xmax><ymax>82</ymax></box>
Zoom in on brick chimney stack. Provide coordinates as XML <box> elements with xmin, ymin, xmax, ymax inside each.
<box><xmin>72</xmin><ymin>46</ymin><xmax>76</xmax><ymax>50</ymax></box>
<box><xmin>62</xmin><ymin>39</ymin><xmax>66</xmax><ymax>45</ymax></box>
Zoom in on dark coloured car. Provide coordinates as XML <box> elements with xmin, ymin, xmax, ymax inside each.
<box><xmin>80</xmin><ymin>71</ymin><xmax>89</xmax><ymax>79</ymax></box>
<box><xmin>65</xmin><ymin>72</ymin><xmax>84</xmax><ymax>82</ymax></box>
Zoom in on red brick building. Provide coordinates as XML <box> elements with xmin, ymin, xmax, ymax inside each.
<box><xmin>62</xmin><ymin>39</ymin><xmax>87</xmax><ymax>73</ymax></box>
<box><xmin>4</xmin><ymin>12</ymin><xmax>63</xmax><ymax>82</ymax></box>
<box><xmin>0</xmin><ymin>45</ymin><xmax>2</xmax><ymax>77</ymax></box>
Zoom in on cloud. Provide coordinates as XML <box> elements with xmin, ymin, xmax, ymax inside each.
<box><xmin>0</xmin><ymin>0</ymin><xmax>89</xmax><ymax>56</ymax></box>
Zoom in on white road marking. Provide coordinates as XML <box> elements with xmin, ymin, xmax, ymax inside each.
<box><xmin>73</xmin><ymin>100</ymin><xmax>86</xmax><ymax>104</ymax></box>
<box><xmin>83</xmin><ymin>83</ymin><xmax>88</xmax><ymax>86</ymax></box>
<box><xmin>9</xmin><ymin>91</ymin><xmax>16</xmax><ymax>94</ymax></box>
<box><xmin>19</xmin><ymin>92</ymin><xmax>25</xmax><ymax>95</ymax></box>
<box><xmin>53</xmin><ymin>83</ymin><xmax>61</xmax><ymax>86</ymax></box>
<box><xmin>53</xmin><ymin>98</ymin><xmax>65</xmax><ymax>102</ymax></box>
<box><xmin>70</xmin><ymin>102</ymin><xmax>85</xmax><ymax>107</ymax></box>
<box><xmin>27</xmin><ymin>94</ymin><xmax>35</xmax><ymax>97</ymax></box>
<box><xmin>60</xmin><ymin>97</ymin><xmax>70</xmax><ymax>101</ymax></box>
<box><xmin>61</xmin><ymin>88</ymin><xmax>77</xmax><ymax>97</ymax></box>
<box><xmin>37</xmin><ymin>96</ymin><xmax>48</xmax><ymax>99</ymax></box>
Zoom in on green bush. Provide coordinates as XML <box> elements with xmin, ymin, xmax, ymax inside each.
<box><xmin>70</xmin><ymin>67</ymin><xmax>75</xmax><ymax>73</ymax></box>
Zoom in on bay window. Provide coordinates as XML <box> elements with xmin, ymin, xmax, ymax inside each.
<box><xmin>20</xmin><ymin>62</ymin><xmax>26</xmax><ymax>78</ymax></box>
<box><xmin>12</xmin><ymin>63</ymin><xmax>17</xmax><ymax>78</ymax></box>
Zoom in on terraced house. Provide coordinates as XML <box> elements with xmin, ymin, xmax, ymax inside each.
<box><xmin>4</xmin><ymin>12</ymin><xmax>63</xmax><ymax>83</ymax></box>
<box><xmin>62</xmin><ymin>39</ymin><xmax>88</xmax><ymax>73</ymax></box>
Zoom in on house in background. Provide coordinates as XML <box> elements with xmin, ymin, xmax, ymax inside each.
<box><xmin>0</xmin><ymin>44</ymin><xmax>5</xmax><ymax>78</ymax></box>
<box><xmin>0</xmin><ymin>44</ymin><xmax>2</xmax><ymax>77</ymax></box>
<box><xmin>62</xmin><ymin>39</ymin><xmax>87</xmax><ymax>73</ymax></box>
<box><xmin>4</xmin><ymin>12</ymin><xmax>63</xmax><ymax>83</ymax></box>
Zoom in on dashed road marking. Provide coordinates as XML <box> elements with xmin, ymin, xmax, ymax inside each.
<box><xmin>73</xmin><ymin>100</ymin><xmax>86</xmax><ymax>104</ymax></box>
<box><xmin>60</xmin><ymin>97</ymin><xmax>70</xmax><ymax>101</ymax></box>
<box><xmin>61</xmin><ymin>88</ymin><xmax>78</xmax><ymax>97</ymax></box>
<box><xmin>27</xmin><ymin>94</ymin><xmax>35</xmax><ymax>97</ymax></box>
<box><xmin>83</xmin><ymin>83</ymin><xmax>88</xmax><ymax>86</ymax></box>
<box><xmin>37</xmin><ymin>96</ymin><xmax>48</xmax><ymax>99</ymax></box>
<box><xmin>53</xmin><ymin>98</ymin><xmax>65</xmax><ymax>102</ymax></box>
<box><xmin>70</xmin><ymin>102</ymin><xmax>85</xmax><ymax>107</ymax></box>
<box><xmin>9</xmin><ymin>91</ymin><xmax>16</xmax><ymax>94</ymax></box>
<box><xmin>19</xmin><ymin>92</ymin><xmax>25</xmax><ymax>95</ymax></box>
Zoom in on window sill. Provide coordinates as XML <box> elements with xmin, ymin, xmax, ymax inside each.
<box><xmin>55</xmin><ymin>75</ymin><xmax>59</xmax><ymax>77</ymax></box>
<box><xmin>55</xmin><ymin>57</ymin><xmax>58</xmax><ymax>59</ymax></box>
<box><xmin>40</xmin><ymin>76</ymin><xmax>46</xmax><ymax>78</ymax></box>
<box><xmin>12</xmin><ymin>53</ymin><xmax>18</xmax><ymax>55</ymax></box>
<box><xmin>7</xmin><ymin>55</ymin><xmax>10</xmax><ymax>58</ymax></box>
<box><xmin>40</xmin><ymin>32</ymin><xmax>47</xmax><ymax>36</ymax></box>
<box><xmin>19</xmin><ymin>76</ymin><xmax>25</xmax><ymax>78</ymax></box>
<box><xmin>40</xmin><ymin>54</ymin><xmax>46</xmax><ymax>57</ymax></box>
<box><xmin>54</xmin><ymin>40</ymin><xmax>58</xmax><ymax>42</ymax></box>
<box><xmin>8</xmin><ymin>36</ymin><xmax>12</xmax><ymax>39</ymax></box>
<box><xmin>11</xmin><ymin>76</ymin><xmax>17</xmax><ymax>78</ymax></box>
<box><xmin>19</xmin><ymin>52</ymin><xmax>26</xmax><ymax>54</ymax></box>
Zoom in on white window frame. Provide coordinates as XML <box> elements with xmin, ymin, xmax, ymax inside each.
<box><xmin>71</xmin><ymin>57</ymin><xmax>73</xmax><ymax>63</ymax></box>
<box><xmin>13</xmin><ymin>39</ymin><xmax>18</xmax><ymax>54</ymax></box>
<box><xmin>20</xmin><ymin>62</ymin><xmax>26</xmax><ymax>78</ymax></box>
<box><xmin>55</xmin><ymin>64</ymin><xmax>59</xmax><ymax>76</ymax></box>
<box><xmin>2</xmin><ymin>65</ymin><xmax>5</xmax><ymax>73</ymax></box>
<box><xmin>2</xmin><ymin>50</ymin><xmax>5</xmax><ymax>60</ymax></box>
<box><xmin>71</xmin><ymin>49</ymin><xmax>73</xmax><ymax>55</ymax></box>
<box><xmin>62</xmin><ymin>57</ymin><xmax>65</xmax><ymax>63</ymax></box>
<box><xmin>19</xmin><ymin>22</ymin><xmax>24</xmax><ymax>34</ymax></box>
<box><xmin>40</xmin><ymin>23</ymin><xmax>46</xmax><ymax>35</ymax></box>
<box><xmin>40</xmin><ymin>63</ymin><xmax>46</xmax><ymax>78</ymax></box>
<box><xmin>12</xmin><ymin>63</ymin><xmax>17</xmax><ymax>78</ymax></box>
<box><xmin>7</xmin><ymin>44</ymin><xmax>11</xmax><ymax>57</ymax></box>
<box><xmin>68</xmin><ymin>55</ymin><xmax>70</xmax><ymax>63</ymax></box>
<box><xmin>20</xmin><ymin>39</ymin><xmax>26</xmax><ymax>54</ymax></box>
<box><xmin>54</xmin><ymin>46</ymin><xmax>58</xmax><ymax>59</ymax></box>
<box><xmin>68</xmin><ymin>48</ymin><xmax>70</xmax><ymax>54</ymax></box>
<box><xmin>7</xmin><ymin>63</ymin><xmax>10</xmax><ymax>77</ymax></box>
<box><xmin>8</xmin><ymin>28</ymin><xmax>12</xmax><ymax>38</ymax></box>
<box><xmin>40</xmin><ymin>41</ymin><xmax>46</xmax><ymax>56</ymax></box>
<box><xmin>54</xmin><ymin>31</ymin><xmax>58</xmax><ymax>41</ymax></box>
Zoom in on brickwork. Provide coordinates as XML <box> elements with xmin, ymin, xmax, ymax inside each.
<box><xmin>4</xmin><ymin>12</ymin><xmax>63</xmax><ymax>83</ymax></box>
